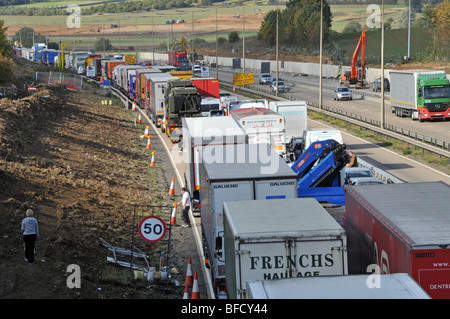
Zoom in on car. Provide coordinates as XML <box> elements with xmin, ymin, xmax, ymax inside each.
<box><xmin>271</xmin><ymin>80</ymin><xmax>286</xmax><ymax>93</ymax></box>
<box><xmin>258</xmin><ymin>73</ymin><xmax>274</xmax><ymax>85</ymax></box>
<box><xmin>372</xmin><ymin>77</ymin><xmax>390</xmax><ymax>92</ymax></box>
<box><xmin>341</xmin><ymin>167</ymin><xmax>384</xmax><ymax>186</ymax></box>
<box><xmin>334</xmin><ymin>87</ymin><xmax>353</xmax><ymax>101</ymax></box>
<box><xmin>193</xmin><ymin>65</ymin><xmax>201</xmax><ymax>73</ymax></box>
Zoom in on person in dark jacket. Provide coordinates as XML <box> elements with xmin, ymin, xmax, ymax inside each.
<box><xmin>21</xmin><ymin>209</ymin><xmax>39</xmax><ymax>263</ymax></box>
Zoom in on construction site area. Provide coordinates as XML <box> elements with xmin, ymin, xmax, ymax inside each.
<box><xmin>0</xmin><ymin>64</ymin><xmax>205</xmax><ymax>299</ymax></box>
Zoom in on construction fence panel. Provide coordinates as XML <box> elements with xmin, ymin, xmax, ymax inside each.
<box><xmin>35</xmin><ymin>72</ymin><xmax>83</xmax><ymax>91</ymax></box>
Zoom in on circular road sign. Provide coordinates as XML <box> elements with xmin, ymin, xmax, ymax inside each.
<box><xmin>138</xmin><ymin>216</ymin><xmax>167</xmax><ymax>243</ymax></box>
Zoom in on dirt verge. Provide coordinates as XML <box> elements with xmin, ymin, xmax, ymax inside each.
<box><xmin>0</xmin><ymin>74</ymin><xmax>201</xmax><ymax>299</ymax></box>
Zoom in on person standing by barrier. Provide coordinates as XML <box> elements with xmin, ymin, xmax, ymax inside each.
<box><xmin>346</xmin><ymin>151</ymin><xmax>358</xmax><ymax>167</ymax></box>
<box><xmin>21</xmin><ymin>209</ymin><xmax>39</xmax><ymax>263</ymax></box>
<box><xmin>178</xmin><ymin>187</ymin><xmax>191</xmax><ymax>228</ymax></box>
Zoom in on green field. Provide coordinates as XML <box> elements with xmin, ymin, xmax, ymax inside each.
<box><xmin>331</xmin><ymin>27</ymin><xmax>431</xmax><ymax>59</ymax></box>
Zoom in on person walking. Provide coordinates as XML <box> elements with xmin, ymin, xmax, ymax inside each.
<box><xmin>21</xmin><ymin>209</ymin><xmax>39</xmax><ymax>263</ymax></box>
<box><xmin>178</xmin><ymin>187</ymin><xmax>191</xmax><ymax>228</ymax></box>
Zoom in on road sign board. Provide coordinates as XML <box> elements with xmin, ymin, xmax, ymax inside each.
<box><xmin>233</xmin><ymin>72</ymin><xmax>255</xmax><ymax>86</ymax></box>
<box><xmin>138</xmin><ymin>216</ymin><xmax>167</xmax><ymax>243</ymax></box>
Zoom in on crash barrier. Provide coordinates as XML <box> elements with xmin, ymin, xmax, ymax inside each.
<box><xmin>35</xmin><ymin>72</ymin><xmax>83</xmax><ymax>91</ymax></box>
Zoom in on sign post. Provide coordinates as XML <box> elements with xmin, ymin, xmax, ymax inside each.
<box><xmin>138</xmin><ymin>216</ymin><xmax>167</xmax><ymax>243</ymax></box>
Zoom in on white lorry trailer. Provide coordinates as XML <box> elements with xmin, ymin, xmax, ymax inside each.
<box><xmin>227</xmin><ymin>99</ymin><xmax>268</xmax><ymax>113</ymax></box>
<box><xmin>269</xmin><ymin>100</ymin><xmax>307</xmax><ymax>161</ymax></box>
<box><xmin>199</xmin><ymin>143</ymin><xmax>298</xmax><ymax>298</ymax></box>
<box><xmin>224</xmin><ymin>197</ymin><xmax>348</xmax><ymax>299</ymax></box>
<box><xmin>148</xmin><ymin>73</ymin><xmax>176</xmax><ymax>127</ymax></box>
<box><xmin>246</xmin><ymin>273</ymin><xmax>430</xmax><ymax>299</ymax></box>
<box><xmin>182</xmin><ymin>116</ymin><xmax>248</xmax><ymax>213</ymax></box>
<box><xmin>230</xmin><ymin>107</ymin><xmax>286</xmax><ymax>157</ymax></box>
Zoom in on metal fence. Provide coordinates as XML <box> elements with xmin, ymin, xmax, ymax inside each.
<box><xmin>35</xmin><ymin>72</ymin><xmax>83</xmax><ymax>91</ymax></box>
<box><xmin>0</xmin><ymin>86</ymin><xmax>17</xmax><ymax>97</ymax></box>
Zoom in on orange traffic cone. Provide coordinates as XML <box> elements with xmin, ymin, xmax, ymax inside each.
<box><xmin>168</xmin><ymin>177</ymin><xmax>175</xmax><ymax>195</ymax></box>
<box><xmin>132</xmin><ymin>101</ymin><xmax>136</xmax><ymax>111</ymax></box>
<box><xmin>185</xmin><ymin>256</ymin><xmax>193</xmax><ymax>287</ymax></box>
<box><xmin>170</xmin><ymin>203</ymin><xmax>177</xmax><ymax>225</ymax></box>
<box><xmin>183</xmin><ymin>283</ymin><xmax>189</xmax><ymax>299</ymax></box>
<box><xmin>233</xmin><ymin>85</ymin><xmax>236</xmax><ymax>93</ymax></box>
<box><xmin>146</xmin><ymin>136</ymin><xmax>151</xmax><ymax>150</ymax></box>
<box><xmin>150</xmin><ymin>151</ymin><xmax>156</xmax><ymax>167</ymax></box>
<box><xmin>144</xmin><ymin>126</ymin><xmax>149</xmax><ymax>137</ymax></box>
<box><xmin>191</xmin><ymin>272</ymin><xmax>200</xmax><ymax>299</ymax></box>
<box><xmin>138</xmin><ymin>113</ymin><xmax>142</xmax><ymax>123</ymax></box>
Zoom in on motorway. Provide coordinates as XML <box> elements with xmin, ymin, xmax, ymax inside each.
<box><xmin>117</xmin><ymin>71</ymin><xmax>449</xmax><ymax>299</ymax></box>
<box><xmin>217</xmin><ymin>68</ymin><xmax>450</xmax><ymax>148</ymax></box>
<box><xmin>135</xmin><ymin>81</ymin><xmax>449</xmax><ymax>299</ymax></box>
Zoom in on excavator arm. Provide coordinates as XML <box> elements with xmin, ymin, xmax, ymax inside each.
<box><xmin>351</xmin><ymin>29</ymin><xmax>365</xmax><ymax>81</ymax></box>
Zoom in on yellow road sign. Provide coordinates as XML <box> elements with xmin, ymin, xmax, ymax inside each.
<box><xmin>233</xmin><ymin>73</ymin><xmax>255</xmax><ymax>86</ymax></box>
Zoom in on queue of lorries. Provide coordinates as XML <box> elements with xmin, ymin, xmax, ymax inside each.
<box><xmin>89</xmin><ymin>57</ymin><xmax>449</xmax><ymax>300</ymax></box>
<box><xmin>14</xmin><ymin>47</ymin><xmax>449</xmax><ymax>299</ymax></box>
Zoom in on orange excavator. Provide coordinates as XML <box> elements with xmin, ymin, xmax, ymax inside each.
<box><xmin>340</xmin><ymin>29</ymin><xmax>369</xmax><ymax>89</ymax></box>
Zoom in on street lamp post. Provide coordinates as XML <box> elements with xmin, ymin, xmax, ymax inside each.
<box><xmin>319</xmin><ymin>0</ymin><xmax>323</xmax><ymax>109</ymax></box>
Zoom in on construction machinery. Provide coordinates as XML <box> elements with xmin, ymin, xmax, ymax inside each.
<box><xmin>291</xmin><ymin>139</ymin><xmax>350</xmax><ymax>206</ymax></box>
<box><xmin>340</xmin><ymin>30</ymin><xmax>369</xmax><ymax>89</ymax></box>
<box><xmin>59</xmin><ymin>40</ymin><xmax>82</xmax><ymax>68</ymax></box>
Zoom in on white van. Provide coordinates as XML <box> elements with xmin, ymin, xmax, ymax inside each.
<box><xmin>301</xmin><ymin>128</ymin><xmax>343</xmax><ymax>153</ymax></box>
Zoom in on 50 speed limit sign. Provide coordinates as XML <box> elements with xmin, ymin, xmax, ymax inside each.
<box><xmin>138</xmin><ymin>216</ymin><xmax>167</xmax><ymax>243</ymax></box>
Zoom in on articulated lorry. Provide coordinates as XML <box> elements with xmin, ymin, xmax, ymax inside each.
<box><xmin>343</xmin><ymin>182</ymin><xmax>450</xmax><ymax>299</ymax></box>
<box><xmin>390</xmin><ymin>69</ymin><xmax>450</xmax><ymax>122</ymax></box>
<box><xmin>199</xmin><ymin>143</ymin><xmax>298</xmax><ymax>298</ymax></box>
<box><xmin>163</xmin><ymin>78</ymin><xmax>202</xmax><ymax>143</ymax></box>
<box><xmin>145</xmin><ymin>73</ymin><xmax>175</xmax><ymax>127</ymax></box>
<box><xmin>168</xmin><ymin>49</ymin><xmax>189</xmax><ymax>70</ymax></box>
<box><xmin>224</xmin><ymin>198</ymin><xmax>348</xmax><ymax>299</ymax></box>
<box><xmin>182</xmin><ymin>117</ymin><xmax>247</xmax><ymax>214</ymax></box>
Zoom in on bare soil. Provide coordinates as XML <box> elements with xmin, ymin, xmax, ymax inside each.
<box><xmin>0</xmin><ymin>68</ymin><xmax>202</xmax><ymax>299</ymax></box>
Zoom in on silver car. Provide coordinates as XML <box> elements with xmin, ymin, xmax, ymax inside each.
<box><xmin>271</xmin><ymin>80</ymin><xmax>286</xmax><ymax>93</ymax></box>
<box><xmin>258</xmin><ymin>73</ymin><xmax>274</xmax><ymax>85</ymax></box>
<box><xmin>334</xmin><ymin>87</ymin><xmax>353</xmax><ymax>101</ymax></box>
<box><xmin>342</xmin><ymin>167</ymin><xmax>384</xmax><ymax>185</ymax></box>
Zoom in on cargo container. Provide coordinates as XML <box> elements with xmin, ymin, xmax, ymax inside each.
<box><xmin>390</xmin><ymin>69</ymin><xmax>450</xmax><ymax>121</ymax></box>
<box><xmin>106</xmin><ymin>60</ymin><xmax>126</xmax><ymax>79</ymax></box>
<box><xmin>343</xmin><ymin>182</ymin><xmax>450</xmax><ymax>299</ymax></box>
<box><xmin>230</xmin><ymin>107</ymin><xmax>286</xmax><ymax>157</ymax></box>
<box><xmin>199</xmin><ymin>143</ymin><xmax>298</xmax><ymax>298</ymax></box>
<box><xmin>224</xmin><ymin>198</ymin><xmax>348</xmax><ymax>299</ymax></box>
<box><xmin>191</xmin><ymin>78</ymin><xmax>220</xmax><ymax>98</ymax></box>
<box><xmin>246</xmin><ymin>273</ymin><xmax>430</xmax><ymax>299</ymax></box>
<box><xmin>126</xmin><ymin>66</ymin><xmax>147</xmax><ymax>98</ymax></box>
<box><xmin>269</xmin><ymin>101</ymin><xmax>307</xmax><ymax>144</ymax></box>
<box><xmin>148</xmin><ymin>73</ymin><xmax>175</xmax><ymax>127</ymax></box>
<box><xmin>182</xmin><ymin>117</ymin><xmax>247</xmax><ymax>207</ymax></box>
<box><xmin>135</xmin><ymin>68</ymin><xmax>161</xmax><ymax>105</ymax></box>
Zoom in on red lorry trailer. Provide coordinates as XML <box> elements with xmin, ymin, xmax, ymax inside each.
<box><xmin>190</xmin><ymin>78</ymin><xmax>220</xmax><ymax>98</ymax></box>
<box><xmin>343</xmin><ymin>182</ymin><xmax>450</xmax><ymax>299</ymax></box>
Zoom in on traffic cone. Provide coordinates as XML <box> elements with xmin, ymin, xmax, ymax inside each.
<box><xmin>150</xmin><ymin>151</ymin><xmax>156</xmax><ymax>167</ymax></box>
<box><xmin>170</xmin><ymin>203</ymin><xmax>177</xmax><ymax>225</ymax></box>
<box><xmin>138</xmin><ymin>113</ymin><xmax>142</xmax><ymax>123</ymax></box>
<box><xmin>185</xmin><ymin>257</ymin><xmax>193</xmax><ymax>287</ymax></box>
<box><xmin>233</xmin><ymin>85</ymin><xmax>236</xmax><ymax>93</ymax></box>
<box><xmin>183</xmin><ymin>283</ymin><xmax>189</xmax><ymax>299</ymax></box>
<box><xmin>168</xmin><ymin>177</ymin><xmax>175</xmax><ymax>195</ymax></box>
<box><xmin>144</xmin><ymin>126</ymin><xmax>149</xmax><ymax>138</ymax></box>
<box><xmin>146</xmin><ymin>136</ymin><xmax>151</xmax><ymax>149</ymax></box>
<box><xmin>191</xmin><ymin>272</ymin><xmax>200</xmax><ymax>299</ymax></box>
<box><xmin>132</xmin><ymin>101</ymin><xmax>136</xmax><ymax>111</ymax></box>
